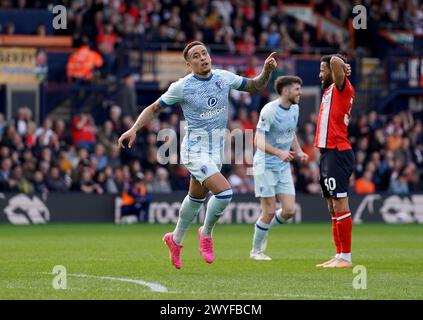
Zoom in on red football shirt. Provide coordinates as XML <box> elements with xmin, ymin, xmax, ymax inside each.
<box><xmin>314</xmin><ymin>78</ymin><xmax>354</xmax><ymax>151</ymax></box>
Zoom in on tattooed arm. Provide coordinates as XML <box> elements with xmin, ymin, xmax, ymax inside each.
<box><xmin>243</xmin><ymin>52</ymin><xmax>278</xmax><ymax>94</ymax></box>
<box><xmin>117</xmin><ymin>102</ymin><xmax>162</xmax><ymax>149</ymax></box>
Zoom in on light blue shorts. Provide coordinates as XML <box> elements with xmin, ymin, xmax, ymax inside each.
<box><xmin>254</xmin><ymin>167</ymin><xmax>295</xmax><ymax>198</ymax></box>
<box><xmin>181</xmin><ymin>149</ymin><xmax>222</xmax><ymax>185</ymax></box>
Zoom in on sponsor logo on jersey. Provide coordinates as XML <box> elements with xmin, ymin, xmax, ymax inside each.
<box><xmin>207</xmin><ymin>97</ymin><xmax>218</xmax><ymax>108</ymax></box>
<box><xmin>200</xmin><ymin>105</ymin><xmax>226</xmax><ymax>119</ymax></box>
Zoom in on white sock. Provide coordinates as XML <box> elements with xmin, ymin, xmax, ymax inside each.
<box><xmin>270</xmin><ymin>208</ymin><xmax>286</xmax><ymax>227</ymax></box>
<box><xmin>340</xmin><ymin>253</ymin><xmax>352</xmax><ymax>262</ymax></box>
<box><xmin>201</xmin><ymin>189</ymin><xmax>233</xmax><ymax>237</ymax></box>
<box><xmin>173</xmin><ymin>194</ymin><xmax>205</xmax><ymax>244</ymax></box>
<box><xmin>252</xmin><ymin>220</ymin><xmax>270</xmax><ymax>252</ymax></box>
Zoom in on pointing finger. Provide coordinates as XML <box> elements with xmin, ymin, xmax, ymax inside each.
<box><xmin>267</xmin><ymin>51</ymin><xmax>277</xmax><ymax>60</ymax></box>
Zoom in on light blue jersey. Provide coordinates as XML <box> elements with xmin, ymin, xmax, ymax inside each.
<box><xmin>157</xmin><ymin>69</ymin><xmax>247</xmax><ymax>184</ymax></box>
<box><xmin>158</xmin><ymin>69</ymin><xmax>247</xmax><ymax>157</ymax></box>
<box><xmin>253</xmin><ymin>99</ymin><xmax>299</xmax><ymax>173</ymax></box>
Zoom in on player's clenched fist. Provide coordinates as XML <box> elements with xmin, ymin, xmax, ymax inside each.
<box><xmin>296</xmin><ymin>151</ymin><xmax>309</xmax><ymax>163</ymax></box>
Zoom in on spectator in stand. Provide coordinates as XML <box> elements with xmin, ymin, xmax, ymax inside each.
<box><xmin>70</xmin><ymin>111</ymin><xmax>97</xmax><ymax>151</ymax></box>
<box><xmin>57</xmin><ymin>149</ymin><xmax>73</xmax><ymax>176</ymax></box>
<box><xmin>236</xmin><ymin>26</ymin><xmax>256</xmax><ymax>55</ymax></box>
<box><xmin>54</xmin><ymin>119</ymin><xmax>72</xmax><ymax>148</ymax></box>
<box><xmin>237</xmin><ymin>108</ymin><xmax>255</xmax><ymax>131</ymax></box>
<box><xmin>75</xmin><ymin>167</ymin><xmax>103</xmax><ymax>194</ymax></box>
<box><xmin>354</xmin><ymin>151</ymin><xmax>366</xmax><ymax>179</ymax></box>
<box><xmin>115</xmin><ymin>73</ymin><xmax>138</xmax><ymax>117</ymax></box>
<box><xmin>228</xmin><ymin>165</ymin><xmax>254</xmax><ymax>194</ymax></box>
<box><xmin>96</xmin><ymin>23</ymin><xmax>120</xmax><ymax>77</ymax></box>
<box><xmin>14</xmin><ymin>107</ymin><xmax>30</xmax><ymax>137</ymax></box>
<box><xmin>0</xmin><ymin>113</ymin><xmax>6</xmax><ymax>139</ymax></box>
<box><xmin>5</xmin><ymin>22</ymin><xmax>15</xmax><ymax>35</ymax></box>
<box><xmin>67</xmin><ymin>37</ymin><xmax>104</xmax><ymax>114</ymax></box>
<box><xmin>97</xmin><ymin>120</ymin><xmax>118</xmax><ymax>154</ymax></box>
<box><xmin>32</xmin><ymin>170</ymin><xmax>48</xmax><ymax>194</ymax></box>
<box><xmin>169</xmin><ymin>164</ymin><xmax>190</xmax><ymax>191</ymax></box>
<box><xmin>0</xmin><ymin>158</ymin><xmax>12</xmax><ymax>191</ymax></box>
<box><xmin>34</xmin><ymin>117</ymin><xmax>56</xmax><ymax>147</ymax></box>
<box><xmin>105</xmin><ymin>166</ymin><xmax>124</xmax><ymax>194</ymax></box>
<box><xmin>355</xmin><ymin>170</ymin><xmax>376</xmax><ymax>194</ymax></box>
<box><xmin>386</xmin><ymin>131</ymin><xmax>403</xmax><ymax>152</ymax></box>
<box><xmin>9</xmin><ymin>165</ymin><xmax>33</xmax><ymax>194</ymax></box>
<box><xmin>390</xmin><ymin>173</ymin><xmax>410</xmax><ymax>194</ymax></box>
<box><xmin>92</xmin><ymin>143</ymin><xmax>108</xmax><ymax>171</ymax></box>
<box><xmin>66</xmin><ymin>37</ymin><xmax>104</xmax><ymax>82</ymax></box>
<box><xmin>35</xmin><ymin>23</ymin><xmax>46</xmax><ymax>36</ymax></box>
<box><xmin>404</xmin><ymin>163</ymin><xmax>420</xmax><ymax>191</ymax></box>
<box><xmin>120</xmin><ymin>172</ymin><xmax>151</xmax><ymax>222</ymax></box>
<box><xmin>143</xmin><ymin>169</ymin><xmax>155</xmax><ymax>193</ymax></box>
<box><xmin>367</xmin><ymin>111</ymin><xmax>383</xmax><ymax>131</ymax></box>
<box><xmin>151</xmin><ymin>167</ymin><xmax>172</xmax><ymax>194</ymax></box>
<box><xmin>45</xmin><ymin>166</ymin><xmax>69</xmax><ymax>192</ymax></box>
<box><xmin>107</xmin><ymin>144</ymin><xmax>122</xmax><ymax>169</ymax></box>
<box><xmin>108</xmin><ymin>105</ymin><xmax>123</xmax><ymax>134</ymax></box>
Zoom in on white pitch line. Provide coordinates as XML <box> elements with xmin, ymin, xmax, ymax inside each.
<box><xmin>166</xmin><ymin>290</ymin><xmax>354</xmax><ymax>300</ymax></box>
<box><xmin>67</xmin><ymin>274</ymin><xmax>168</xmax><ymax>293</ymax></box>
<box><xmin>40</xmin><ymin>272</ymin><xmax>168</xmax><ymax>293</ymax></box>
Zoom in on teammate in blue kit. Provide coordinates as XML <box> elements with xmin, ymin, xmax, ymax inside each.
<box><xmin>250</xmin><ymin>76</ymin><xmax>308</xmax><ymax>260</ymax></box>
<box><xmin>118</xmin><ymin>41</ymin><xmax>277</xmax><ymax>269</ymax></box>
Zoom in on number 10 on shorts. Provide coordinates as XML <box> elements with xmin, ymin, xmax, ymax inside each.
<box><xmin>324</xmin><ymin>178</ymin><xmax>336</xmax><ymax>191</ymax></box>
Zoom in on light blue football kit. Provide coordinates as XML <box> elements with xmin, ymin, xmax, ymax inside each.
<box><xmin>158</xmin><ymin>69</ymin><xmax>247</xmax><ymax>184</ymax></box>
<box><xmin>253</xmin><ymin>99</ymin><xmax>299</xmax><ymax>197</ymax></box>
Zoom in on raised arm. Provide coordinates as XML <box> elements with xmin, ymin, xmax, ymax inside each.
<box><xmin>243</xmin><ymin>52</ymin><xmax>278</xmax><ymax>94</ymax></box>
<box><xmin>117</xmin><ymin>102</ymin><xmax>162</xmax><ymax>149</ymax></box>
<box><xmin>330</xmin><ymin>56</ymin><xmax>347</xmax><ymax>90</ymax></box>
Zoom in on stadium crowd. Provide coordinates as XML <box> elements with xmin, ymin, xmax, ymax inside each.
<box><xmin>0</xmin><ymin>0</ymin><xmax>421</xmax><ymax>196</ymax></box>
<box><xmin>0</xmin><ymin>103</ymin><xmax>422</xmax><ymax>196</ymax></box>
<box><xmin>1</xmin><ymin>0</ymin><xmax>422</xmax><ymax>57</ymax></box>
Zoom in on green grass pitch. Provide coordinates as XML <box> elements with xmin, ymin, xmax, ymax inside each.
<box><xmin>1</xmin><ymin>223</ymin><xmax>422</xmax><ymax>300</ymax></box>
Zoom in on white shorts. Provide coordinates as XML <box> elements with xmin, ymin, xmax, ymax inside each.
<box><xmin>254</xmin><ymin>167</ymin><xmax>295</xmax><ymax>198</ymax></box>
<box><xmin>181</xmin><ymin>147</ymin><xmax>223</xmax><ymax>185</ymax></box>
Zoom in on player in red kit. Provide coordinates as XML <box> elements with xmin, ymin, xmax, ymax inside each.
<box><xmin>314</xmin><ymin>54</ymin><xmax>355</xmax><ymax>268</ymax></box>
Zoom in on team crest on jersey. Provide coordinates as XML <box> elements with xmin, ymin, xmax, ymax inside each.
<box><xmin>207</xmin><ymin>97</ymin><xmax>218</xmax><ymax>108</ymax></box>
<box><xmin>200</xmin><ymin>165</ymin><xmax>208</xmax><ymax>175</ymax></box>
<box><xmin>215</xmin><ymin>80</ymin><xmax>223</xmax><ymax>90</ymax></box>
